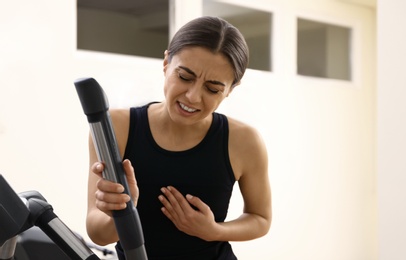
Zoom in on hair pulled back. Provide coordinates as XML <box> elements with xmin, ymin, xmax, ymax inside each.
<box><xmin>167</xmin><ymin>16</ymin><xmax>249</xmax><ymax>86</ymax></box>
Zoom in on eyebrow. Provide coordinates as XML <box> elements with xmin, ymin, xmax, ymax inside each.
<box><xmin>178</xmin><ymin>66</ymin><xmax>226</xmax><ymax>87</ymax></box>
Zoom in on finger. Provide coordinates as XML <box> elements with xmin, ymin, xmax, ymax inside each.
<box><xmin>159</xmin><ymin>187</ymin><xmax>185</xmax><ymax>219</ymax></box>
<box><xmin>158</xmin><ymin>195</ymin><xmax>175</xmax><ymax>220</ymax></box>
<box><xmin>161</xmin><ymin>186</ymin><xmax>192</xmax><ymax>216</ymax></box>
<box><xmin>186</xmin><ymin>194</ymin><xmax>211</xmax><ymax>214</ymax></box>
<box><xmin>95</xmin><ymin>196</ymin><xmax>128</xmax><ymax>212</ymax></box>
<box><xmin>95</xmin><ymin>190</ymin><xmax>130</xmax><ymax>205</ymax></box>
<box><xmin>97</xmin><ymin>178</ymin><xmax>125</xmax><ymax>194</ymax></box>
<box><xmin>167</xmin><ymin>186</ymin><xmax>194</xmax><ymax>212</ymax></box>
<box><xmin>159</xmin><ymin>188</ymin><xmax>177</xmax><ymax>211</ymax></box>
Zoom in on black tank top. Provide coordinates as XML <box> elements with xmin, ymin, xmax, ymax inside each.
<box><xmin>115</xmin><ymin>103</ymin><xmax>237</xmax><ymax>260</ymax></box>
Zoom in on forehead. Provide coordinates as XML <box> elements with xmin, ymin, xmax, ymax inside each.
<box><xmin>170</xmin><ymin>47</ymin><xmax>234</xmax><ymax>83</ymax></box>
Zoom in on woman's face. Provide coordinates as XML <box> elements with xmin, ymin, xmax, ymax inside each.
<box><xmin>163</xmin><ymin>46</ymin><xmax>235</xmax><ymax>126</ymax></box>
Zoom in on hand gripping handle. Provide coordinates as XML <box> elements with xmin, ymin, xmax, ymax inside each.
<box><xmin>74</xmin><ymin>78</ymin><xmax>147</xmax><ymax>260</ymax></box>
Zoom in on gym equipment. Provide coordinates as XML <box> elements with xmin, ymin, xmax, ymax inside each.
<box><xmin>74</xmin><ymin>77</ymin><xmax>147</xmax><ymax>260</ymax></box>
<box><xmin>0</xmin><ymin>77</ymin><xmax>146</xmax><ymax>259</ymax></box>
<box><xmin>14</xmin><ymin>226</ymin><xmax>117</xmax><ymax>260</ymax></box>
<box><xmin>0</xmin><ymin>174</ymin><xmax>102</xmax><ymax>260</ymax></box>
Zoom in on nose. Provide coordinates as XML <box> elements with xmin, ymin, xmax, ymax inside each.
<box><xmin>185</xmin><ymin>83</ymin><xmax>202</xmax><ymax>103</ymax></box>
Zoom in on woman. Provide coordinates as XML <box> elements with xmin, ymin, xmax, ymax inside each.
<box><xmin>86</xmin><ymin>16</ymin><xmax>272</xmax><ymax>260</ymax></box>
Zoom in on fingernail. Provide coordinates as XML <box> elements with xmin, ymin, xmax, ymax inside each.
<box><xmin>186</xmin><ymin>194</ymin><xmax>193</xmax><ymax>200</ymax></box>
<box><xmin>117</xmin><ymin>186</ymin><xmax>124</xmax><ymax>193</ymax></box>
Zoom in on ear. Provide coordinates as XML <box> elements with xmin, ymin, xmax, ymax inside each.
<box><xmin>163</xmin><ymin>50</ymin><xmax>169</xmax><ymax>73</ymax></box>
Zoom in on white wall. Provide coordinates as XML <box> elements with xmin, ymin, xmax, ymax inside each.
<box><xmin>377</xmin><ymin>0</ymin><xmax>406</xmax><ymax>259</ymax></box>
<box><xmin>0</xmin><ymin>0</ymin><xmax>377</xmax><ymax>259</ymax></box>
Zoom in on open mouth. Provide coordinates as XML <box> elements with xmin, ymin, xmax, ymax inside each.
<box><xmin>178</xmin><ymin>102</ymin><xmax>199</xmax><ymax>113</ymax></box>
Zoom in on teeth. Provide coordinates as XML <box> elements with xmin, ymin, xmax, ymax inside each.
<box><xmin>179</xmin><ymin>102</ymin><xmax>197</xmax><ymax>113</ymax></box>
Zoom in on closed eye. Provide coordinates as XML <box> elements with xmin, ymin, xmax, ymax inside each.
<box><xmin>206</xmin><ymin>86</ymin><xmax>220</xmax><ymax>94</ymax></box>
<box><xmin>178</xmin><ymin>72</ymin><xmax>193</xmax><ymax>82</ymax></box>
<box><xmin>206</xmin><ymin>80</ymin><xmax>225</xmax><ymax>94</ymax></box>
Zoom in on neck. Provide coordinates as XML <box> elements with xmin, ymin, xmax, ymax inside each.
<box><xmin>148</xmin><ymin>103</ymin><xmax>213</xmax><ymax>151</ymax></box>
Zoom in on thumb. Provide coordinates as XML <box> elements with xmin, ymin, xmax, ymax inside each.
<box><xmin>122</xmin><ymin>159</ymin><xmax>139</xmax><ymax>203</ymax></box>
<box><xmin>91</xmin><ymin>162</ymin><xmax>104</xmax><ymax>178</ymax></box>
<box><xmin>123</xmin><ymin>159</ymin><xmax>136</xmax><ymax>185</ymax></box>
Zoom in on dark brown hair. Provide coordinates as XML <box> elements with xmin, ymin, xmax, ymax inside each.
<box><xmin>167</xmin><ymin>16</ymin><xmax>249</xmax><ymax>86</ymax></box>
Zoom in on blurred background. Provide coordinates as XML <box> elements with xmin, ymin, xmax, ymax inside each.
<box><xmin>0</xmin><ymin>0</ymin><xmax>404</xmax><ymax>259</ymax></box>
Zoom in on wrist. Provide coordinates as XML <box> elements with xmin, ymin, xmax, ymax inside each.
<box><xmin>207</xmin><ymin>222</ymin><xmax>225</xmax><ymax>242</ymax></box>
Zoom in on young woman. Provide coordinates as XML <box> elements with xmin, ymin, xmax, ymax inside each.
<box><xmin>86</xmin><ymin>16</ymin><xmax>272</xmax><ymax>260</ymax></box>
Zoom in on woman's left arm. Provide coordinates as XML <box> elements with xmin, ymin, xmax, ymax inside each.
<box><xmin>217</xmin><ymin>119</ymin><xmax>272</xmax><ymax>241</ymax></box>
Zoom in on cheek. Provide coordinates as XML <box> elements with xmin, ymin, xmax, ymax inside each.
<box><xmin>163</xmin><ymin>76</ymin><xmax>178</xmax><ymax>97</ymax></box>
<box><xmin>206</xmin><ymin>95</ymin><xmax>226</xmax><ymax>110</ymax></box>
<box><xmin>163</xmin><ymin>81</ymin><xmax>173</xmax><ymax>98</ymax></box>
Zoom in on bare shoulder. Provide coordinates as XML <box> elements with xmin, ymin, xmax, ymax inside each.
<box><xmin>109</xmin><ymin>108</ymin><xmax>131</xmax><ymax>156</ymax></box>
<box><xmin>228</xmin><ymin>117</ymin><xmax>258</xmax><ymax>138</ymax></box>
<box><xmin>110</xmin><ymin>108</ymin><xmax>130</xmax><ymax>124</ymax></box>
<box><xmin>227</xmin><ymin>117</ymin><xmax>266</xmax><ymax>151</ymax></box>
<box><xmin>227</xmin><ymin>117</ymin><xmax>268</xmax><ymax>180</ymax></box>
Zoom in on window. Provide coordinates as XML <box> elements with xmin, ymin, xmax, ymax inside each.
<box><xmin>203</xmin><ymin>0</ymin><xmax>273</xmax><ymax>71</ymax></box>
<box><xmin>297</xmin><ymin>18</ymin><xmax>352</xmax><ymax>80</ymax></box>
<box><xmin>77</xmin><ymin>0</ymin><xmax>169</xmax><ymax>59</ymax></box>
